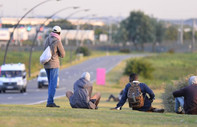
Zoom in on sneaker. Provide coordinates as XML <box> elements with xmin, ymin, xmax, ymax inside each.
<box><xmin>153</xmin><ymin>108</ymin><xmax>164</xmax><ymax>113</ymax></box>
<box><xmin>110</xmin><ymin>107</ymin><xmax>122</xmax><ymax>110</ymax></box>
<box><xmin>46</xmin><ymin>103</ymin><xmax>60</xmax><ymax>108</ymax></box>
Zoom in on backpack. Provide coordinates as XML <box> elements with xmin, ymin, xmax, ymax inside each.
<box><xmin>127</xmin><ymin>81</ymin><xmax>144</xmax><ymax>109</ymax></box>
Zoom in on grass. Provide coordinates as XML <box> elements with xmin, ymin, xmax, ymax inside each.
<box><xmin>134</xmin><ymin>53</ymin><xmax>197</xmax><ymax>89</ymax></box>
<box><xmin>1</xmin><ymin>52</ymin><xmax>197</xmax><ymax>127</ymax></box>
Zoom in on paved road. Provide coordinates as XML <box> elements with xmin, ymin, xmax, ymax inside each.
<box><xmin>0</xmin><ymin>54</ymin><xmax>146</xmax><ymax>105</ymax></box>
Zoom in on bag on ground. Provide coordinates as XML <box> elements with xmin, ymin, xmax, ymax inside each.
<box><xmin>127</xmin><ymin>81</ymin><xmax>144</xmax><ymax>109</ymax></box>
<box><xmin>40</xmin><ymin>46</ymin><xmax>52</xmax><ymax>65</ymax></box>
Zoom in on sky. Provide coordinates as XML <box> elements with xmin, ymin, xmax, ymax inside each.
<box><xmin>0</xmin><ymin>0</ymin><xmax>197</xmax><ymax>20</ymax></box>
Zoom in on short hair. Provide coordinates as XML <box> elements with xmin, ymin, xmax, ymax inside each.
<box><xmin>188</xmin><ymin>76</ymin><xmax>197</xmax><ymax>85</ymax></box>
<box><xmin>129</xmin><ymin>73</ymin><xmax>138</xmax><ymax>82</ymax></box>
<box><xmin>81</xmin><ymin>72</ymin><xmax>90</xmax><ymax>81</ymax></box>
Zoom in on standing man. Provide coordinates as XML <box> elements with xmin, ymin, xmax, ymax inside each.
<box><xmin>44</xmin><ymin>26</ymin><xmax>65</xmax><ymax>107</ymax></box>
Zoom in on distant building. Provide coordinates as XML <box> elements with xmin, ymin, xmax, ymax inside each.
<box><xmin>61</xmin><ymin>30</ymin><xmax>95</xmax><ymax>45</ymax></box>
<box><xmin>99</xmin><ymin>34</ymin><xmax>108</xmax><ymax>42</ymax></box>
<box><xmin>1</xmin><ymin>18</ymin><xmax>52</xmax><ymax>25</ymax></box>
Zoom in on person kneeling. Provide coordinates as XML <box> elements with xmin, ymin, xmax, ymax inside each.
<box><xmin>111</xmin><ymin>73</ymin><xmax>164</xmax><ymax>113</ymax></box>
<box><xmin>66</xmin><ymin>72</ymin><xmax>101</xmax><ymax>109</ymax></box>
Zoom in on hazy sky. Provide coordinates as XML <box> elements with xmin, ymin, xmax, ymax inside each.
<box><xmin>0</xmin><ymin>0</ymin><xmax>197</xmax><ymax>19</ymax></box>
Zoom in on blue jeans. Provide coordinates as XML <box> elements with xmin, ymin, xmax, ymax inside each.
<box><xmin>175</xmin><ymin>97</ymin><xmax>184</xmax><ymax>112</ymax></box>
<box><xmin>45</xmin><ymin>68</ymin><xmax>59</xmax><ymax>105</ymax></box>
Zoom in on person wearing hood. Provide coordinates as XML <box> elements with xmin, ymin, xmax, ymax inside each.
<box><xmin>173</xmin><ymin>76</ymin><xmax>197</xmax><ymax>114</ymax></box>
<box><xmin>66</xmin><ymin>72</ymin><xmax>101</xmax><ymax>109</ymax></box>
<box><xmin>44</xmin><ymin>26</ymin><xmax>65</xmax><ymax>108</ymax></box>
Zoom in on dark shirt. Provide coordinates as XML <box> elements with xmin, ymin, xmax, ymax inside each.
<box><xmin>116</xmin><ymin>82</ymin><xmax>155</xmax><ymax>111</ymax></box>
<box><xmin>173</xmin><ymin>84</ymin><xmax>197</xmax><ymax>114</ymax></box>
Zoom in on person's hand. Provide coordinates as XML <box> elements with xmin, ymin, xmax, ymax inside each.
<box><xmin>110</xmin><ymin>107</ymin><xmax>122</xmax><ymax>110</ymax></box>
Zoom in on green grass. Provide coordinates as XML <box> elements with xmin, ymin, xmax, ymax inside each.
<box><xmin>136</xmin><ymin>53</ymin><xmax>197</xmax><ymax>88</ymax></box>
<box><xmin>1</xmin><ymin>52</ymin><xmax>197</xmax><ymax>127</ymax></box>
<box><xmin>1</xmin><ymin>102</ymin><xmax>197</xmax><ymax>127</ymax></box>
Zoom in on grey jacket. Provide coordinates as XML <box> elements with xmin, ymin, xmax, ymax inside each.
<box><xmin>69</xmin><ymin>78</ymin><xmax>92</xmax><ymax>108</ymax></box>
<box><xmin>44</xmin><ymin>34</ymin><xmax>65</xmax><ymax>69</ymax></box>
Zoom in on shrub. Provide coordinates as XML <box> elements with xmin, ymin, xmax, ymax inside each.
<box><xmin>124</xmin><ymin>59</ymin><xmax>154</xmax><ymax>79</ymax></box>
<box><xmin>119</xmin><ymin>48</ymin><xmax>130</xmax><ymax>53</ymax></box>
<box><xmin>168</xmin><ymin>48</ymin><xmax>175</xmax><ymax>54</ymax></box>
<box><xmin>75</xmin><ymin>46</ymin><xmax>91</xmax><ymax>56</ymax></box>
<box><xmin>162</xmin><ymin>75</ymin><xmax>192</xmax><ymax>112</ymax></box>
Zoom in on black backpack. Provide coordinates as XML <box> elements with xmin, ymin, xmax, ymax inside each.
<box><xmin>127</xmin><ymin>81</ymin><xmax>144</xmax><ymax>109</ymax></box>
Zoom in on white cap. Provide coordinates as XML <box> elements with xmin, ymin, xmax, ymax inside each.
<box><xmin>188</xmin><ymin>76</ymin><xmax>197</xmax><ymax>85</ymax></box>
<box><xmin>52</xmin><ymin>26</ymin><xmax>61</xmax><ymax>33</ymax></box>
<box><xmin>81</xmin><ymin>72</ymin><xmax>90</xmax><ymax>81</ymax></box>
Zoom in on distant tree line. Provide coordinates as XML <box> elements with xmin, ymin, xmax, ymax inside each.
<box><xmin>113</xmin><ymin>11</ymin><xmax>197</xmax><ymax>51</ymax></box>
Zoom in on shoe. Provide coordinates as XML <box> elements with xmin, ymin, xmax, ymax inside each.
<box><xmin>153</xmin><ymin>108</ymin><xmax>164</xmax><ymax>113</ymax></box>
<box><xmin>110</xmin><ymin>107</ymin><xmax>122</xmax><ymax>110</ymax></box>
<box><xmin>46</xmin><ymin>103</ymin><xmax>60</xmax><ymax>108</ymax></box>
<box><xmin>176</xmin><ymin>111</ymin><xmax>184</xmax><ymax>114</ymax></box>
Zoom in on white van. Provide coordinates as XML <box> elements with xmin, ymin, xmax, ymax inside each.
<box><xmin>0</xmin><ymin>63</ymin><xmax>27</xmax><ymax>93</ymax></box>
<box><xmin>37</xmin><ymin>69</ymin><xmax>59</xmax><ymax>88</ymax></box>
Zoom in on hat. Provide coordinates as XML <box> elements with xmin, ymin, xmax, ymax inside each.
<box><xmin>81</xmin><ymin>72</ymin><xmax>90</xmax><ymax>81</ymax></box>
<box><xmin>188</xmin><ymin>76</ymin><xmax>197</xmax><ymax>85</ymax></box>
<box><xmin>52</xmin><ymin>26</ymin><xmax>61</xmax><ymax>33</ymax></box>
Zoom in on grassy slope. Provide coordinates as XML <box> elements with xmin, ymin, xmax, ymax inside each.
<box><xmin>138</xmin><ymin>53</ymin><xmax>197</xmax><ymax>89</ymax></box>
<box><xmin>1</xmin><ymin>53</ymin><xmax>197</xmax><ymax>127</ymax></box>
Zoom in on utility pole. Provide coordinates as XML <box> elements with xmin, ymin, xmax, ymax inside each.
<box><xmin>180</xmin><ymin>20</ymin><xmax>183</xmax><ymax>44</ymax></box>
<box><xmin>192</xmin><ymin>19</ymin><xmax>196</xmax><ymax>52</ymax></box>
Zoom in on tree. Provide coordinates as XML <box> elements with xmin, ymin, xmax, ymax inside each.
<box><xmin>164</xmin><ymin>25</ymin><xmax>178</xmax><ymax>41</ymax></box>
<box><xmin>151</xmin><ymin>18</ymin><xmax>165</xmax><ymax>52</ymax></box>
<box><xmin>47</xmin><ymin>19</ymin><xmax>74</xmax><ymax>29</ymax></box>
<box><xmin>122</xmin><ymin>11</ymin><xmax>155</xmax><ymax>51</ymax></box>
<box><xmin>113</xmin><ymin>22</ymin><xmax>128</xmax><ymax>46</ymax></box>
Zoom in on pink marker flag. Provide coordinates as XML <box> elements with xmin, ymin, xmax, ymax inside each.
<box><xmin>96</xmin><ymin>68</ymin><xmax>106</xmax><ymax>85</ymax></box>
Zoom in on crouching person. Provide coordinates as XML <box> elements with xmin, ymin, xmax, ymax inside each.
<box><xmin>173</xmin><ymin>76</ymin><xmax>197</xmax><ymax>115</ymax></box>
<box><xmin>111</xmin><ymin>73</ymin><xmax>164</xmax><ymax>113</ymax></box>
<box><xmin>66</xmin><ymin>72</ymin><xmax>101</xmax><ymax>109</ymax></box>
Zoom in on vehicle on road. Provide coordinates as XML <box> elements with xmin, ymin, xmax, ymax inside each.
<box><xmin>37</xmin><ymin>69</ymin><xmax>59</xmax><ymax>88</ymax></box>
<box><xmin>0</xmin><ymin>63</ymin><xmax>27</xmax><ymax>93</ymax></box>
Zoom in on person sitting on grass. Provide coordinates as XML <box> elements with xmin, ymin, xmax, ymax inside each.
<box><xmin>66</xmin><ymin>72</ymin><xmax>101</xmax><ymax>109</ymax></box>
<box><xmin>106</xmin><ymin>90</ymin><xmax>123</xmax><ymax>102</ymax></box>
<box><xmin>111</xmin><ymin>73</ymin><xmax>164</xmax><ymax>113</ymax></box>
<box><xmin>173</xmin><ymin>76</ymin><xmax>197</xmax><ymax>115</ymax></box>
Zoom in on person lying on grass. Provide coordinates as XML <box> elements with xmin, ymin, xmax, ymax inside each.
<box><xmin>66</xmin><ymin>72</ymin><xmax>101</xmax><ymax>109</ymax></box>
<box><xmin>173</xmin><ymin>76</ymin><xmax>197</xmax><ymax>115</ymax></box>
<box><xmin>111</xmin><ymin>73</ymin><xmax>164</xmax><ymax>113</ymax></box>
<box><xmin>106</xmin><ymin>90</ymin><xmax>123</xmax><ymax>102</ymax></box>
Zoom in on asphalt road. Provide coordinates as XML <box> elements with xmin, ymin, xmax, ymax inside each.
<box><xmin>0</xmin><ymin>54</ymin><xmax>146</xmax><ymax>105</ymax></box>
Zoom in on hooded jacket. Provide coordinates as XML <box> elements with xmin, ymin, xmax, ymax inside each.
<box><xmin>44</xmin><ymin>33</ymin><xmax>65</xmax><ymax>69</ymax></box>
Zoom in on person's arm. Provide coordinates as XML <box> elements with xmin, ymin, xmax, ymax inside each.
<box><xmin>142</xmin><ymin>83</ymin><xmax>155</xmax><ymax>100</ymax></box>
<box><xmin>84</xmin><ymin>84</ymin><xmax>92</xmax><ymax>97</ymax></box>
<box><xmin>116</xmin><ymin>83</ymin><xmax>130</xmax><ymax>108</ymax></box>
<box><xmin>57</xmin><ymin>40</ymin><xmax>65</xmax><ymax>58</ymax></box>
<box><xmin>173</xmin><ymin>87</ymin><xmax>186</xmax><ymax>98</ymax></box>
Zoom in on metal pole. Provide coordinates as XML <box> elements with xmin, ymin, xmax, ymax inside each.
<box><xmin>192</xmin><ymin>19</ymin><xmax>196</xmax><ymax>52</ymax></box>
<box><xmin>3</xmin><ymin>0</ymin><xmax>59</xmax><ymax>65</ymax></box>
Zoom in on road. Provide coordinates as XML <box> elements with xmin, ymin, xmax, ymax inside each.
<box><xmin>0</xmin><ymin>54</ymin><xmax>146</xmax><ymax>105</ymax></box>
